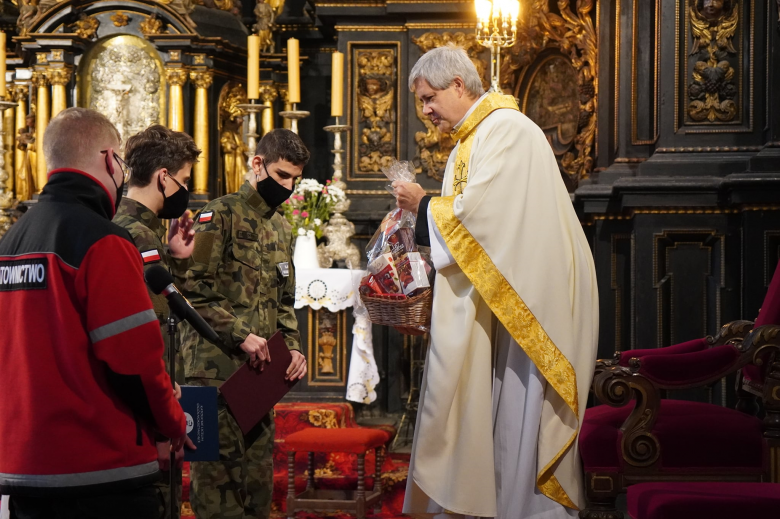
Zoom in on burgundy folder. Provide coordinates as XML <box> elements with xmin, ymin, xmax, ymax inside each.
<box><xmin>219</xmin><ymin>331</ymin><xmax>299</xmax><ymax>435</ymax></box>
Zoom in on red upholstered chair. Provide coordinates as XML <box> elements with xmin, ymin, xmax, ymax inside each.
<box><xmin>580</xmin><ymin>327</ymin><xmax>769</xmax><ymax>519</ymax></box>
<box><xmin>627</xmin><ymin>482</ymin><xmax>780</xmax><ymax>519</ymax></box>
<box><xmin>284</xmin><ymin>428</ymin><xmax>390</xmax><ymax>519</ymax></box>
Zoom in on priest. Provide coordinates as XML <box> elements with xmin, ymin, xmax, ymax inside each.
<box><xmin>393</xmin><ymin>45</ymin><xmax>599</xmax><ymax>519</ymax></box>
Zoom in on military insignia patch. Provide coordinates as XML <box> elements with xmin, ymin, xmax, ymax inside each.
<box><xmin>141</xmin><ymin>249</ymin><xmax>161</xmax><ymax>264</ymax></box>
<box><xmin>199</xmin><ymin>212</ymin><xmax>213</xmax><ymax>223</ymax></box>
<box><xmin>277</xmin><ymin>262</ymin><xmax>290</xmax><ymax>277</ymax></box>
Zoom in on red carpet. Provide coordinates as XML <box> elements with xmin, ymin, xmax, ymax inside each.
<box><xmin>181</xmin><ymin>402</ymin><xmax>410</xmax><ymax>518</ymax></box>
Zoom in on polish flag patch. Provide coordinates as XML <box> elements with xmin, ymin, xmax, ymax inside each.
<box><xmin>199</xmin><ymin>211</ymin><xmax>213</xmax><ymax>223</ymax></box>
<box><xmin>141</xmin><ymin>249</ymin><xmax>161</xmax><ymax>264</ymax></box>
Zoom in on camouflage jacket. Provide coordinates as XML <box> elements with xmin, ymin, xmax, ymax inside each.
<box><xmin>113</xmin><ymin>197</ymin><xmax>192</xmax><ymax>377</ymax></box>
<box><xmin>177</xmin><ymin>182</ymin><xmax>301</xmax><ymax>381</ymax></box>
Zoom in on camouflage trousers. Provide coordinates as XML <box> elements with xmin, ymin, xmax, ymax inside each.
<box><xmin>155</xmin><ymin>466</ymin><xmax>183</xmax><ymax>519</ymax></box>
<box><xmin>189</xmin><ymin>393</ymin><xmax>275</xmax><ymax>519</ymax></box>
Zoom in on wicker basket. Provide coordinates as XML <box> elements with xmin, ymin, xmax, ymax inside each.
<box><xmin>360</xmin><ymin>288</ymin><xmax>433</xmax><ymax>329</ymax></box>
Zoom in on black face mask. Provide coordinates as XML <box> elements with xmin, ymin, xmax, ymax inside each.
<box><xmin>158</xmin><ymin>174</ymin><xmax>190</xmax><ymax>219</ymax></box>
<box><xmin>104</xmin><ymin>150</ymin><xmax>125</xmax><ymax>213</ymax></box>
<box><xmin>256</xmin><ymin>161</ymin><xmax>293</xmax><ymax>208</ymax></box>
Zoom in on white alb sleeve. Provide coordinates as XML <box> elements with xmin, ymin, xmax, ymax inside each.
<box><xmin>427</xmin><ymin>203</ymin><xmax>456</xmax><ymax>270</ymax></box>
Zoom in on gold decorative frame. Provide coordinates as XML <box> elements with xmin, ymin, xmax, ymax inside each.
<box><xmin>306</xmin><ymin>308</ymin><xmax>348</xmax><ymax>386</ymax></box>
<box><xmin>346</xmin><ymin>41</ymin><xmax>401</xmax><ymax>181</ymax></box>
<box><xmin>675</xmin><ymin>0</ymin><xmax>754</xmax><ymax>133</ymax></box>
<box><xmin>77</xmin><ymin>34</ymin><xmax>167</xmax><ymax>138</ymax></box>
<box><xmin>503</xmin><ymin>0</ymin><xmax>597</xmax><ymax>188</ymax></box>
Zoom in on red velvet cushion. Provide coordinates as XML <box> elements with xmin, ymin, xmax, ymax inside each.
<box><xmin>638</xmin><ymin>345</ymin><xmax>740</xmax><ymax>386</ymax></box>
<box><xmin>285</xmin><ymin>428</ymin><xmax>390</xmax><ymax>454</ymax></box>
<box><xmin>579</xmin><ymin>400</ymin><xmax>764</xmax><ymax>472</ymax></box>
<box><xmin>618</xmin><ymin>338</ymin><xmax>709</xmax><ymax>366</ymax></box>
<box><xmin>627</xmin><ymin>482</ymin><xmax>780</xmax><ymax>519</ymax></box>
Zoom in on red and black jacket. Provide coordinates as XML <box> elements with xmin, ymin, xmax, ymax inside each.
<box><xmin>0</xmin><ymin>170</ymin><xmax>186</xmax><ymax>497</ymax></box>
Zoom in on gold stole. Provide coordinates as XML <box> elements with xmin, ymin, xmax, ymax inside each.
<box><xmin>430</xmin><ymin>93</ymin><xmax>579</xmax><ymax>509</ymax></box>
<box><xmin>451</xmin><ymin>92</ymin><xmax>519</xmax><ymax>195</ymax></box>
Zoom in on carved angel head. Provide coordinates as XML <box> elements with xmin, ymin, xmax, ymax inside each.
<box><xmin>697</xmin><ymin>0</ymin><xmax>733</xmax><ymax>23</ymax></box>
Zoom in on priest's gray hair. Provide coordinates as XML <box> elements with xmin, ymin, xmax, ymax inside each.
<box><xmin>44</xmin><ymin>107</ymin><xmax>121</xmax><ymax>171</ymax></box>
<box><xmin>408</xmin><ymin>44</ymin><xmax>484</xmax><ymax>97</ymax></box>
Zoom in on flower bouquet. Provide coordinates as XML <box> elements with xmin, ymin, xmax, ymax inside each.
<box><xmin>283</xmin><ymin>177</ymin><xmax>346</xmax><ymax>240</ymax></box>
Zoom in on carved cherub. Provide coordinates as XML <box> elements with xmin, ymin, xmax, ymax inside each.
<box><xmin>357</xmin><ymin>76</ymin><xmax>394</xmax><ymax>126</ymax></box>
<box><xmin>690</xmin><ymin>0</ymin><xmax>738</xmax><ymax>55</ymax></box>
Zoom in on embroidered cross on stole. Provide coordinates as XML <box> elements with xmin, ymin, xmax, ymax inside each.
<box><xmin>450</xmin><ymin>92</ymin><xmax>520</xmax><ymax>196</ymax></box>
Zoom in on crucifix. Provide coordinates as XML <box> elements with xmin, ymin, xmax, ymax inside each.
<box><xmin>453</xmin><ymin>160</ymin><xmax>468</xmax><ymax>194</ymax></box>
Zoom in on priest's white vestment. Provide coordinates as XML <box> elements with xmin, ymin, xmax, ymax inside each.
<box><xmin>403</xmin><ymin>93</ymin><xmax>599</xmax><ymax>519</ymax></box>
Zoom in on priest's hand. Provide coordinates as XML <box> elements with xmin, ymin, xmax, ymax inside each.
<box><xmin>392</xmin><ymin>181</ymin><xmax>425</xmax><ymax>215</ymax></box>
<box><xmin>286</xmin><ymin>350</ymin><xmax>307</xmax><ymax>381</ymax></box>
<box><xmin>168</xmin><ymin>210</ymin><xmax>196</xmax><ymax>259</ymax></box>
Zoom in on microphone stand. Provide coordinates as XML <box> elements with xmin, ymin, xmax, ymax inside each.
<box><xmin>167</xmin><ymin>311</ymin><xmax>180</xmax><ymax>519</ymax></box>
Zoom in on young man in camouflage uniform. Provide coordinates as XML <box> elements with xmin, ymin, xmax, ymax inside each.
<box><xmin>179</xmin><ymin>129</ymin><xmax>309</xmax><ymax>519</ymax></box>
<box><xmin>113</xmin><ymin>124</ymin><xmax>201</xmax><ymax>518</ymax></box>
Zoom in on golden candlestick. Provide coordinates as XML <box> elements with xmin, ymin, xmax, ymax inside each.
<box><xmin>279</xmin><ymin>103</ymin><xmax>310</xmax><ymax>135</ymax></box>
<box><xmin>236</xmin><ymin>100</ymin><xmax>269</xmax><ymax>153</ymax></box>
<box><xmin>31</xmin><ymin>70</ymin><xmax>49</xmax><ymax>193</ymax></box>
<box><xmin>0</xmin><ymin>100</ymin><xmax>19</xmax><ymax>239</ymax></box>
<box><xmin>475</xmin><ymin>0</ymin><xmax>519</xmax><ymax>92</ymax></box>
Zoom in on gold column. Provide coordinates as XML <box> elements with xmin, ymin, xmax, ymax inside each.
<box><xmin>48</xmin><ymin>67</ymin><xmax>72</xmax><ymax>119</ymax></box>
<box><xmin>3</xmin><ymin>89</ymin><xmax>13</xmax><ymax>192</ymax></box>
<box><xmin>12</xmin><ymin>84</ymin><xmax>29</xmax><ymax>200</ymax></box>
<box><xmin>31</xmin><ymin>71</ymin><xmax>49</xmax><ymax>193</ymax></box>
<box><xmin>278</xmin><ymin>85</ymin><xmax>291</xmax><ymax>130</ymax></box>
<box><xmin>166</xmin><ymin>68</ymin><xmax>187</xmax><ymax>132</ymax></box>
<box><xmin>259</xmin><ymin>84</ymin><xmax>278</xmax><ymax>137</ymax></box>
<box><xmin>189</xmin><ymin>69</ymin><xmax>213</xmax><ymax>195</ymax></box>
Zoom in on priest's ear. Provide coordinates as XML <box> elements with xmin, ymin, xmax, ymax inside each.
<box><xmin>452</xmin><ymin>77</ymin><xmax>467</xmax><ymax>98</ymax></box>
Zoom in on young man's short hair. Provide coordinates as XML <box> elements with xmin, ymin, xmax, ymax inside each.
<box><xmin>254</xmin><ymin>128</ymin><xmax>310</xmax><ymax>167</ymax></box>
<box><xmin>125</xmin><ymin>125</ymin><xmax>201</xmax><ymax>188</ymax></box>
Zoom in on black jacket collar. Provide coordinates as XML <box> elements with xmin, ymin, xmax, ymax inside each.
<box><xmin>40</xmin><ymin>169</ymin><xmax>117</xmax><ymax>220</ymax></box>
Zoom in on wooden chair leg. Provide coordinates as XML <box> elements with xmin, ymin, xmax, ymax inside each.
<box><xmin>373</xmin><ymin>446</ymin><xmax>384</xmax><ymax>513</ymax></box>
<box><xmin>356</xmin><ymin>452</ymin><xmax>366</xmax><ymax>519</ymax></box>
<box><xmin>306</xmin><ymin>451</ymin><xmax>315</xmax><ymax>490</ymax></box>
<box><xmin>287</xmin><ymin>451</ymin><xmax>296</xmax><ymax>519</ymax></box>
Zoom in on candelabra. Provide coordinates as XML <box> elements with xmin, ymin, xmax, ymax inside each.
<box><xmin>475</xmin><ymin>0</ymin><xmax>520</xmax><ymax>92</ymax></box>
<box><xmin>279</xmin><ymin>103</ymin><xmax>310</xmax><ymax>135</ymax></box>
<box><xmin>318</xmin><ymin>117</ymin><xmax>360</xmax><ymax>269</ymax></box>
<box><xmin>235</xmin><ymin>99</ymin><xmax>269</xmax><ymax>153</ymax></box>
<box><xmin>0</xmin><ymin>100</ymin><xmax>19</xmax><ymax>239</ymax></box>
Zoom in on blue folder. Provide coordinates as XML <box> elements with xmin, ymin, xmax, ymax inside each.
<box><xmin>179</xmin><ymin>385</ymin><xmax>219</xmax><ymax>461</ymax></box>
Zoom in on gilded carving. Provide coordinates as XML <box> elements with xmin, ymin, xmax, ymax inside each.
<box><xmin>140</xmin><ymin>13</ymin><xmax>164</xmax><ymax>35</ymax></box>
<box><xmin>412</xmin><ymin>32</ymin><xmax>487</xmax><ymax>180</ymax></box>
<box><xmin>190</xmin><ymin>70</ymin><xmax>214</xmax><ymax>90</ymax></box>
<box><xmin>217</xmin><ymin>82</ymin><xmax>248</xmax><ymax>195</ymax></box>
<box><xmin>157</xmin><ymin>0</ymin><xmax>196</xmax><ymax>27</ymax></box>
<box><xmin>259</xmin><ymin>84</ymin><xmax>279</xmax><ymax>104</ymax></box>
<box><xmin>501</xmin><ymin>0</ymin><xmax>597</xmax><ymax>189</ymax></box>
<box><xmin>356</xmin><ymin>49</ymin><xmax>396</xmax><ymax>173</ymax></box>
<box><xmin>17</xmin><ymin>0</ymin><xmax>38</xmax><ymax>38</ymax></box>
<box><xmin>111</xmin><ymin>12</ymin><xmax>130</xmax><ymax>27</ymax></box>
<box><xmin>73</xmin><ymin>13</ymin><xmax>100</xmax><ymax>40</ymax></box>
<box><xmin>317</xmin><ymin>331</ymin><xmax>337</xmax><ymax>374</ymax></box>
<box><xmin>14</xmin><ymin>111</ymin><xmax>36</xmax><ymax>202</ymax></box>
<box><xmin>687</xmin><ymin>0</ymin><xmax>739</xmax><ymax>123</ymax></box>
<box><xmin>47</xmin><ymin>67</ymin><xmax>72</xmax><ymax>87</ymax></box>
<box><xmin>254</xmin><ymin>0</ymin><xmax>276</xmax><ymax>53</ymax></box>
<box><xmin>90</xmin><ymin>44</ymin><xmax>162</xmax><ymax>146</ymax></box>
<box><xmin>165</xmin><ymin>68</ymin><xmax>188</xmax><ymax>86</ymax></box>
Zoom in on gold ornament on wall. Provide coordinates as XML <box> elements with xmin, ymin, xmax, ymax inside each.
<box><xmin>355</xmin><ymin>49</ymin><xmax>396</xmax><ymax>173</ymax></box>
<box><xmin>140</xmin><ymin>13</ymin><xmax>164</xmax><ymax>35</ymax></box>
<box><xmin>110</xmin><ymin>12</ymin><xmax>130</xmax><ymax>27</ymax></box>
<box><xmin>317</xmin><ymin>331</ymin><xmax>337</xmax><ymax>374</ymax></box>
<box><xmin>73</xmin><ymin>13</ymin><xmax>100</xmax><ymax>40</ymax></box>
<box><xmin>17</xmin><ymin>0</ymin><xmax>38</xmax><ymax>38</ymax></box>
<box><xmin>412</xmin><ymin>32</ymin><xmax>487</xmax><ymax>181</ymax></box>
<box><xmin>217</xmin><ymin>82</ymin><xmax>248</xmax><ymax>196</ymax></box>
<box><xmin>501</xmin><ymin>0</ymin><xmax>597</xmax><ymax>189</ymax></box>
<box><xmin>687</xmin><ymin>0</ymin><xmax>739</xmax><ymax>123</ymax></box>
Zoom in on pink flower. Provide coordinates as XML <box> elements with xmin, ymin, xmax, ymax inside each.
<box><xmin>326</xmin><ymin>180</ymin><xmax>331</xmax><ymax>184</ymax></box>
<box><xmin>284</xmin><ymin>199</ymin><xmax>291</xmax><ymax>204</ymax></box>
<box><xmin>321</xmin><ymin>188</ymin><xmax>328</xmax><ymax>194</ymax></box>
<box><xmin>296</xmin><ymin>195</ymin><xmax>304</xmax><ymax>201</ymax></box>
<box><xmin>293</xmin><ymin>209</ymin><xmax>300</xmax><ymax>216</ymax></box>
<box><xmin>301</xmin><ymin>211</ymin><xmax>309</xmax><ymax>218</ymax></box>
